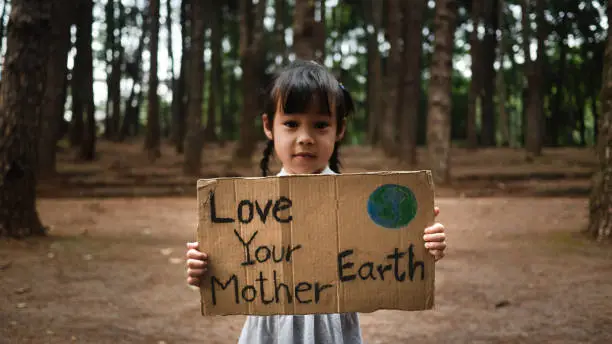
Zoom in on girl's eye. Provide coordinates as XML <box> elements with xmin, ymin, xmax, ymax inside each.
<box><xmin>314</xmin><ymin>121</ymin><xmax>330</xmax><ymax>129</ymax></box>
<box><xmin>283</xmin><ymin>120</ymin><xmax>298</xmax><ymax>128</ymax></box>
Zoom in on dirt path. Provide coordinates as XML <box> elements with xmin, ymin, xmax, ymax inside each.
<box><xmin>1</xmin><ymin>197</ymin><xmax>611</xmax><ymax>343</ymax></box>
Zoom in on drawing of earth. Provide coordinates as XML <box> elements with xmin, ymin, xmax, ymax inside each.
<box><xmin>367</xmin><ymin>184</ymin><xmax>418</xmax><ymax>229</ymax></box>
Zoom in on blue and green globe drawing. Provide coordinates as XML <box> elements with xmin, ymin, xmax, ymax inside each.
<box><xmin>367</xmin><ymin>184</ymin><xmax>418</xmax><ymax>229</ymax></box>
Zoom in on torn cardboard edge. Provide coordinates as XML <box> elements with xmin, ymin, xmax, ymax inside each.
<box><xmin>196</xmin><ymin>170</ymin><xmax>436</xmax><ymax>316</ymax></box>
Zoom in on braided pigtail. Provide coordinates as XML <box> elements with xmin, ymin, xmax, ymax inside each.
<box><xmin>329</xmin><ymin>142</ymin><xmax>342</xmax><ymax>173</ymax></box>
<box><xmin>328</xmin><ymin>84</ymin><xmax>352</xmax><ymax>174</ymax></box>
<box><xmin>260</xmin><ymin>140</ymin><xmax>274</xmax><ymax>176</ymax></box>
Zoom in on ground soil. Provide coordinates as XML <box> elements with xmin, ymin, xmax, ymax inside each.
<box><xmin>1</xmin><ymin>140</ymin><xmax>611</xmax><ymax>344</ymax></box>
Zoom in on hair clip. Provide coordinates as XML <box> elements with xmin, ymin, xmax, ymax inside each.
<box><xmin>339</xmin><ymin>83</ymin><xmax>346</xmax><ymax>91</ymax></box>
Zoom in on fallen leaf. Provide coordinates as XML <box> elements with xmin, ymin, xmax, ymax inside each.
<box><xmin>83</xmin><ymin>254</ymin><xmax>93</xmax><ymax>261</ymax></box>
<box><xmin>15</xmin><ymin>286</ymin><xmax>31</xmax><ymax>294</ymax></box>
<box><xmin>16</xmin><ymin>303</ymin><xmax>26</xmax><ymax>309</ymax></box>
<box><xmin>495</xmin><ymin>300</ymin><xmax>510</xmax><ymax>308</ymax></box>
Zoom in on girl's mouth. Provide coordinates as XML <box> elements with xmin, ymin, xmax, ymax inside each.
<box><xmin>293</xmin><ymin>152</ymin><xmax>316</xmax><ymax>158</ymax></box>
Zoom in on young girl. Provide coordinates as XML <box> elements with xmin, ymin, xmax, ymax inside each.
<box><xmin>185</xmin><ymin>60</ymin><xmax>447</xmax><ymax>344</ymax></box>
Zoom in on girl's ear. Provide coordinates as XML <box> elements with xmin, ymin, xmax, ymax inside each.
<box><xmin>336</xmin><ymin>118</ymin><xmax>347</xmax><ymax>142</ymax></box>
<box><xmin>262</xmin><ymin>114</ymin><xmax>274</xmax><ymax>140</ymax></box>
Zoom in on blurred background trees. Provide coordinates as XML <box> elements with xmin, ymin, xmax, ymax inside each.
<box><xmin>0</xmin><ymin>0</ymin><xmax>610</xmax><ymax>241</ymax></box>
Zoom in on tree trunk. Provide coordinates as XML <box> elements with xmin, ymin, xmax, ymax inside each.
<box><xmin>586</xmin><ymin>4</ymin><xmax>612</xmax><ymax>241</ymax></box>
<box><xmin>119</xmin><ymin>11</ymin><xmax>147</xmax><ymax>141</ymax></box>
<box><xmin>480</xmin><ymin>0</ymin><xmax>498</xmax><ymax>147</ymax></box>
<box><xmin>496</xmin><ymin>0</ymin><xmax>509</xmax><ymax>147</ymax></box>
<box><xmin>293</xmin><ymin>0</ymin><xmax>316</xmax><ymax>61</ymax></box>
<box><xmin>77</xmin><ymin>0</ymin><xmax>96</xmax><ymax>161</ymax></box>
<box><xmin>466</xmin><ymin>0</ymin><xmax>482</xmax><ymax>149</ymax></box>
<box><xmin>577</xmin><ymin>84</ymin><xmax>586</xmax><ymax>146</ymax></box>
<box><xmin>144</xmin><ymin>0</ymin><xmax>161</xmax><ymax>161</ymax></box>
<box><xmin>592</xmin><ymin>95</ymin><xmax>599</xmax><ymax>141</ymax></box>
<box><xmin>549</xmin><ymin>15</ymin><xmax>567</xmax><ymax>147</ymax></box>
<box><xmin>524</xmin><ymin>0</ymin><xmax>544</xmax><ymax>157</ymax></box>
<box><xmin>274</xmin><ymin>0</ymin><xmax>287</xmax><ymax>65</ymax></box>
<box><xmin>399</xmin><ymin>0</ymin><xmax>425</xmax><ymax>165</ymax></box>
<box><xmin>70</xmin><ymin>16</ymin><xmax>84</xmax><ymax>149</ymax></box>
<box><xmin>222</xmin><ymin>16</ymin><xmax>239</xmax><ymax>142</ymax></box>
<box><xmin>108</xmin><ymin>1</ymin><xmax>125</xmax><ymax>140</ymax></box>
<box><xmin>381</xmin><ymin>0</ymin><xmax>402</xmax><ymax>157</ymax></box>
<box><xmin>204</xmin><ymin>0</ymin><xmax>222</xmax><ymax>142</ymax></box>
<box><xmin>426</xmin><ymin>0</ymin><xmax>457</xmax><ymax>185</ymax></box>
<box><xmin>233</xmin><ymin>0</ymin><xmax>266</xmax><ymax>162</ymax></box>
<box><xmin>104</xmin><ymin>0</ymin><xmax>115</xmax><ymax>139</ymax></box>
<box><xmin>183</xmin><ymin>0</ymin><xmax>206</xmax><ymax>175</ymax></box>
<box><xmin>172</xmin><ymin>0</ymin><xmax>189</xmax><ymax>153</ymax></box>
<box><xmin>0</xmin><ymin>0</ymin><xmax>51</xmax><ymax>238</ymax></box>
<box><xmin>38</xmin><ymin>1</ymin><xmax>72</xmax><ymax>177</ymax></box>
<box><xmin>315</xmin><ymin>0</ymin><xmax>326</xmax><ymax>63</ymax></box>
<box><xmin>364</xmin><ymin>0</ymin><xmax>383</xmax><ymax>146</ymax></box>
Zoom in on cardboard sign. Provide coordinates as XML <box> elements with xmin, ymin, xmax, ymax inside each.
<box><xmin>196</xmin><ymin>171</ymin><xmax>436</xmax><ymax>316</ymax></box>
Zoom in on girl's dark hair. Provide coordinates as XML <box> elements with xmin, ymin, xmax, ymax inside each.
<box><xmin>260</xmin><ymin>60</ymin><xmax>355</xmax><ymax>177</ymax></box>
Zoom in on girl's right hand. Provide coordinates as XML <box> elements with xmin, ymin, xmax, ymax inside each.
<box><xmin>186</xmin><ymin>242</ymin><xmax>208</xmax><ymax>287</ymax></box>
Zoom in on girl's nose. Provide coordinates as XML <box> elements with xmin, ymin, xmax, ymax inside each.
<box><xmin>297</xmin><ymin>128</ymin><xmax>315</xmax><ymax>145</ymax></box>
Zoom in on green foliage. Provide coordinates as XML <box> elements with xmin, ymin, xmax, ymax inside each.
<box><xmin>77</xmin><ymin>0</ymin><xmax>608</xmax><ymax>148</ymax></box>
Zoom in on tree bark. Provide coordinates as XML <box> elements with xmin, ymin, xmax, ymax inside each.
<box><xmin>104</xmin><ymin>0</ymin><xmax>115</xmax><ymax>139</ymax></box>
<box><xmin>364</xmin><ymin>0</ymin><xmax>383</xmax><ymax>146</ymax></box>
<box><xmin>108</xmin><ymin>1</ymin><xmax>125</xmax><ymax>140</ymax></box>
<box><xmin>586</xmin><ymin>3</ymin><xmax>612</xmax><ymax>241</ymax></box>
<box><xmin>381</xmin><ymin>0</ymin><xmax>402</xmax><ymax>157</ymax></box>
<box><xmin>399</xmin><ymin>0</ymin><xmax>425</xmax><ymax>165</ymax></box>
<box><xmin>426</xmin><ymin>0</ymin><xmax>457</xmax><ymax>185</ymax></box>
<box><xmin>70</xmin><ymin>14</ymin><xmax>84</xmax><ymax>149</ymax></box>
<box><xmin>293</xmin><ymin>0</ymin><xmax>316</xmax><ymax>61</ymax></box>
<box><xmin>38</xmin><ymin>1</ymin><xmax>72</xmax><ymax>177</ymax></box>
<box><xmin>523</xmin><ymin>0</ymin><xmax>544</xmax><ymax>157</ymax></box>
<box><xmin>548</xmin><ymin>13</ymin><xmax>567</xmax><ymax>147</ymax></box>
<box><xmin>119</xmin><ymin>11</ymin><xmax>147</xmax><ymax>141</ymax></box>
<box><xmin>480</xmin><ymin>0</ymin><xmax>498</xmax><ymax>147</ymax></box>
<box><xmin>144</xmin><ymin>0</ymin><xmax>161</xmax><ymax>161</ymax></box>
<box><xmin>0</xmin><ymin>0</ymin><xmax>51</xmax><ymax>238</ymax></box>
<box><xmin>183</xmin><ymin>0</ymin><xmax>206</xmax><ymax>175</ymax></box>
<box><xmin>496</xmin><ymin>0</ymin><xmax>509</xmax><ymax>147</ymax></box>
<box><xmin>274</xmin><ymin>0</ymin><xmax>287</xmax><ymax>65</ymax></box>
<box><xmin>77</xmin><ymin>0</ymin><xmax>96</xmax><ymax>161</ymax></box>
<box><xmin>222</xmin><ymin>14</ymin><xmax>239</xmax><ymax>142</ymax></box>
<box><xmin>204</xmin><ymin>0</ymin><xmax>222</xmax><ymax>142</ymax></box>
<box><xmin>172</xmin><ymin>0</ymin><xmax>189</xmax><ymax>153</ymax></box>
<box><xmin>233</xmin><ymin>0</ymin><xmax>266</xmax><ymax>162</ymax></box>
<box><xmin>466</xmin><ymin>0</ymin><xmax>482</xmax><ymax>149</ymax></box>
<box><xmin>315</xmin><ymin>0</ymin><xmax>326</xmax><ymax>63</ymax></box>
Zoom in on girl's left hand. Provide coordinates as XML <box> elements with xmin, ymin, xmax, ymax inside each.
<box><xmin>424</xmin><ymin>207</ymin><xmax>446</xmax><ymax>262</ymax></box>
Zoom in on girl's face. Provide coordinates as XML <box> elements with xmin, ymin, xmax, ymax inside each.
<box><xmin>263</xmin><ymin>106</ymin><xmax>345</xmax><ymax>175</ymax></box>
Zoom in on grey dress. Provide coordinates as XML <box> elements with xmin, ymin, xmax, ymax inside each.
<box><xmin>237</xmin><ymin>166</ymin><xmax>363</xmax><ymax>344</ymax></box>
